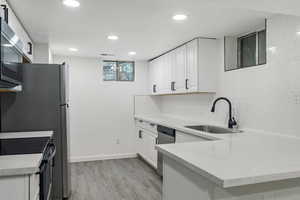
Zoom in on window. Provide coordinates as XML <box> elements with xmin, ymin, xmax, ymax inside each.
<box><xmin>224</xmin><ymin>19</ymin><xmax>267</xmax><ymax>71</ymax></box>
<box><xmin>103</xmin><ymin>60</ymin><xmax>135</xmax><ymax>81</ymax></box>
<box><xmin>237</xmin><ymin>30</ymin><xmax>266</xmax><ymax>68</ymax></box>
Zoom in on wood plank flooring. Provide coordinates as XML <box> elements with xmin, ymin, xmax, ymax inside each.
<box><xmin>70</xmin><ymin>158</ymin><xmax>162</xmax><ymax>200</ymax></box>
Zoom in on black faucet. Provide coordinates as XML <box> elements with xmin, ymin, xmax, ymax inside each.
<box><xmin>211</xmin><ymin>97</ymin><xmax>237</xmax><ymax>129</ymax></box>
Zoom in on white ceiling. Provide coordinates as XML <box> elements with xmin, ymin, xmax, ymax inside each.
<box><xmin>7</xmin><ymin>0</ymin><xmax>300</xmax><ymax>60</ymax></box>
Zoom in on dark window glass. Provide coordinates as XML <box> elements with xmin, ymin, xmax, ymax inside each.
<box><xmin>258</xmin><ymin>30</ymin><xmax>267</xmax><ymax>65</ymax></box>
<box><xmin>238</xmin><ymin>33</ymin><xmax>257</xmax><ymax>68</ymax></box>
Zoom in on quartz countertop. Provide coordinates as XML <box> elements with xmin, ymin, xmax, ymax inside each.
<box><xmin>0</xmin><ymin>131</ymin><xmax>53</xmax><ymax>177</ymax></box>
<box><xmin>134</xmin><ymin>114</ymin><xmax>300</xmax><ymax>188</ymax></box>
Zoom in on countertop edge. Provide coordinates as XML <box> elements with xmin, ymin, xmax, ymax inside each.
<box><xmin>155</xmin><ymin>145</ymin><xmax>225</xmax><ymax>187</ymax></box>
<box><xmin>134</xmin><ymin>115</ymin><xmax>221</xmax><ymax>140</ymax></box>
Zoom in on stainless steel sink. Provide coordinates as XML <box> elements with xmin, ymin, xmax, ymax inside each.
<box><xmin>184</xmin><ymin>125</ymin><xmax>242</xmax><ymax>134</ymax></box>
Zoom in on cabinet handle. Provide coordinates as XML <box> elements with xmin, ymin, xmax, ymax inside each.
<box><xmin>27</xmin><ymin>42</ymin><xmax>33</xmax><ymax>55</ymax></box>
<box><xmin>150</xmin><ymin>123</ymin><xmax>155</xmax><ymax>127</ymax></box>
<box><xmin>171</xmin><ymin>82</ymin><xmax>176</xmax><ymax>91</ymax></box>
<box><xmin>138</xmin><ymin>130</ymin><xmax>142</xmax><ymax>138</ymax></box>
<box><xmin>153</xmin><ymin>84</ymin><xmax>156</xmax><ymax>93</ymax></box>
<box><xmin>185</xmin><ymin>79</ymin><xmax>189</xmax><ymax>90</ymax></box>
<box><xmin>1</xmin><ymin>5</ymin><xmax>8</xmax><ymax>23</ymax></box>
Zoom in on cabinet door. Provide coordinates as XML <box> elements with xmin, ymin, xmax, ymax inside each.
<box><xmin>143</xmin><ymin>130</ymin><xmax>158</xmax><ymax>168</ymax></box>
<box><xmin>0</xmin><ymin>175</ymin><xmax>29</xmax><ymax>200</ymax></box>
<box><xmin>160</xmin><ymin>54</ymin><xmax>172</xmax><ymax>94</ymax></box>
<box><xmin>136</xmin><ymin>128</ymin><xmax>145</xmax><ymax>156</ymax></box>
<box><xmin>149</xmin><ymin>61</ymin><xmax>156</xmax><ymax>94</ymax></box>
<box><xmin>186</xmin><ymin>39</ymin><xmax>198</xmax><ymax>92</ymax></box>
<box><xmin>172</xmin><ymin>46</ymin><xmax>186</xmax><ymax>93</ymax></box>
<box><xmin>176</xmin><ymin>131</ymin><xmax>209</xmax><ymax>143</ymax></box>
<box><xmin>136</xmin><ymin>128</ymin><xmax>157</xmax><ymax>168</ymax></box>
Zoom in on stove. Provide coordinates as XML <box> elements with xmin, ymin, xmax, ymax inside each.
<box><xmin>0</xmin><ymin>137</ymin><xmax>50</xmax><ymax>156</ymax></box>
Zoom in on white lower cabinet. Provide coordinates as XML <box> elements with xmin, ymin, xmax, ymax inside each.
<box><xmin>176</xmin><ymin>131</ymin><xmax>210</xmax><ymax>143</ymax></box>
<box><xmin>136</xmin><ymin>127</ymin><xmax>158</xmax><ymax>168</ymax></box>
<box><xmin>0</xmin><ymin>174</ymin><xmax>39</xmax><ymax>200</ymax></box>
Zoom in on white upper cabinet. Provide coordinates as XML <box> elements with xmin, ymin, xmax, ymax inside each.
<box><xmin>186</xmin><ymin>39</ymin><xmax>198</xmax><ymax>92</ymax></box>
<box><xmin>172</xmin><ymin>45</ymin><xmax>186</xmax><ymax>94</ymax></box>
<box><xmin>148</xmin><ymin>38</ymin><xmax>218</xmax><ymax>95</ymax></box>
<box><xmin>2</xmin><ymin>0</ymin><xmax>34</xmax><ymax>62</ymax></box>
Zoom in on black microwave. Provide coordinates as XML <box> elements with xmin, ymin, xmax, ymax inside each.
<box><xmin>0</xmin><ymin>18</ymin><xmax>23</xmax><ymax>87</ymax></box>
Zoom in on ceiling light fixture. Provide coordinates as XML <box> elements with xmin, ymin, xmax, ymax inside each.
<box><xmin>128</xmin><ymin>51</ymin><xmax>136</xmax><ymax>56</ymax></box>
<box><xmin>62</xmin><ymin>0</ymin><xmax>80</xmax><ymax>8</ymax></box>
<box><xmin>69</xmin><ymin>47</ymin><xmax>78</xmax><ymax>52</ymax></box>
<box><xmin>297</xmin><ymin>31</ymin><xmax>300</xmax><ymax>35</ymax></box>
<box><xmin>172</xmin><ymin>14</ymin><xmax>187</xmax><ymax>21</ymax></box>
<box><xmin>107</xmin><ymin>35</ymin><xmax>119</xmax><ymax>40</ymax></box>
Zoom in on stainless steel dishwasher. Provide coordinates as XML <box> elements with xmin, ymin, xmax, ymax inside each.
<box><xmin>157</xmin><ymin>125</ymin><xmax>176</xmax><ymax>176</ymax></box>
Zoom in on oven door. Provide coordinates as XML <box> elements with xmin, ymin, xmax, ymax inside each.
<box><xmin>39</xmin><ymin>143</ymin><xmax>56</xmax><ymax>200</ymax></box>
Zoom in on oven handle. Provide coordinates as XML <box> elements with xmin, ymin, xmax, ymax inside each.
<box><xmin>37</xmin><ymin>160</ymin><xmax>48</xmax><ymax>174</ymax></box>
<box><xmin>47</xmin><ymin>143</ymin><xmax>56</xmax><ymax>161</ymax></box>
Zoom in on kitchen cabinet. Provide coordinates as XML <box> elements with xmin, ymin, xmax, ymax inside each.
<box><xmin>149</xmin><ymin>38</ymin><xmax>218</xmax><ymax>95</ymax></box>
<box><xmin>186</xmin><ymin>39</ymin><xmax>198</xmax><ymax>92</ymax></box>
<box><xmin>149</xmin><ymin>54</ymin><xmax>172</xmax><ymax>94</ymax></box>
<box><xmin>172</xmin><ymin>46</ymin><xmax>186</xmax><ymax>93</ymax></box>
<box><xmin>0</xmin><ymin>174</ymin><xmax>39</xmax><ymax>200</ymax></box>
<box><xmin>135</xmin><ymin>120</ymin><xmax>158</xmax><ymax>168</ymax></box>
<box><xmin>176</xmin><ymin>130</ymin><xmax>209</xmax><ymax>143</ymax></box>
<box><xmin>1</xmin><ymin>0</ymin><xmax>34</xmax><ymax>62</ymax></box>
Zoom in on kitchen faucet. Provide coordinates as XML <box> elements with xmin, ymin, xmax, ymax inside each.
<box><xmin>211</xmin><ymin>97</ymin><xmax>237</xmax><ymax>129</ymax></box>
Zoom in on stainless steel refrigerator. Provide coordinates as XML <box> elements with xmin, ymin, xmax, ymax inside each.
<box><xmin>0</xmin><ymin>63</ymin><xmax>71</xmax><ymax>200</ymax></box>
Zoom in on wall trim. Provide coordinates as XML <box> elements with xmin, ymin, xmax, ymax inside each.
<box><xmin>70</xmin><ymin>153</ymin><xmax>138</xmax><ymax>163</ymax></box>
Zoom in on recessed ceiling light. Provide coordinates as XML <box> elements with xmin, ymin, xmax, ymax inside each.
<box><xmin>128</xmin><ymin>51</ymin><xmax>136</xmax><ymax>56</ymax></box>
<box><xmin>297</xmin><ymin>31</ymin><xmax>300</xmax><ymax>35</ymax></box>
<box><xmin>107</xmin><ymin>35</ymin><xmax>119</xmax><ymax>40</ymax></box>
<box><xmin>69</xmin><ymin>47</ymin><xmax>78</xmax><ymax>52</ymax></box>
<box><xmin>172</xmin><ymin>14</ymin><xmax>187</xmax><ymax>21</ymax></box>
<box><xmin>62</xmin><ymin>0</ymin><xmax>80</xmax><ymax>8</ymax></box>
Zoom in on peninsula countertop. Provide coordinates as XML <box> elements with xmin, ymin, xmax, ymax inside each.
<box><xmin>134</xmin><ymin>114</ymin><xmax>300</xmax><ymax>188</ymax></box>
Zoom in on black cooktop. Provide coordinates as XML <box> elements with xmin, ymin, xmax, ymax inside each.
<box><xmin>0</xmin><ymin>137</ymin><xmax>50</xmax><ymax>156</ymax></box>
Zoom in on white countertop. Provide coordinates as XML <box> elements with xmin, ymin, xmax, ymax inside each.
<box><xmin>0</xmin><ymin>131</ymin><xmax>53</xmax><ymax>177</ymax></box>
<box><xmin>134</xmin><ymin>114</ymin><xmax>300</xmax><ymax>188</ymax></box>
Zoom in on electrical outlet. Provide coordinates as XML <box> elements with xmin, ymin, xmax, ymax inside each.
<box><xmin>295</xmin><ymin>94</ymin><xmax>300</xmax><ymax>105</ymax></box>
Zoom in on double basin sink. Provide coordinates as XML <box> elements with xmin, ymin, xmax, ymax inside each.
<box><xmin>185</xmin><ymin>125</ymin><xmax>242</xmax><ymax>134</ymax></box>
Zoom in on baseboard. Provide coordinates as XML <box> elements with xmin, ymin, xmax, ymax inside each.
<box><xmin>70</xmin><ymin>153</ymin><xmax>138</xmax><ymax>163</ymax></box>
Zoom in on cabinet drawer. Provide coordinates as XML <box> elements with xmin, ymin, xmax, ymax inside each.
<box><xmin>135</xmin><ymin>119</ymin><xmax>157</xmax><ymax>135</ymax></box>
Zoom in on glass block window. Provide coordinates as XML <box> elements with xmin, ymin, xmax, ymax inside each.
<box><xmin>103</xmin><ymin>61</ymin><xmax>117</xmax><ymax>81</ymax></box>
<box><xmin>102</xmin><ymin>60</ymin><xmax>135</xmax><ymax>81</ymax></box>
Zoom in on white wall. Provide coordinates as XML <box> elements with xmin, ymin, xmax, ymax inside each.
<box><xmin>147</xmin><ymin>14</ymin><xmax>300</xmax><ymax>137</ymax></box>
<box><xmin>216</xmin><ymin>14</ymin><xmax>300</xmax><ymax>136</ymax></box>
<box><xmin>33</xmin><ymin>43</ymin><xmax>53</xmax><ymax>64</ymax></box>
<box><xmin>53</xmin><ymin>56</ymin><xmax>148</xmax><ymax>162</ymax></box>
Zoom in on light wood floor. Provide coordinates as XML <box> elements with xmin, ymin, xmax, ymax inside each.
<box><xmin>69</xmin><ymin>158</ymin><xmax>162</xmax><ymax>200</ymax></box>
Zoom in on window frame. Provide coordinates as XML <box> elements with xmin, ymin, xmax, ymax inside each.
<box><xmin>224</xmin><ymin>19</ymin><xmax>267</xmax><ymax>72</ymax></box>
<box><xmin>102</xmin><ymin>60</ymin><xmax>135</xmax><ymax>82</ymax></box>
